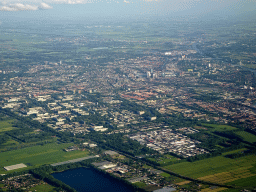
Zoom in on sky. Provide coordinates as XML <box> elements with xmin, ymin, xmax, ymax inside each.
<box><xmin>0</xmin><ymin>0</ymin><xmax>255</xmax><ymax>22</ymax></box>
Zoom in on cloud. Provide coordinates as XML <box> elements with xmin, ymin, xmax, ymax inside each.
<box><xmin>50</xmin><ymin>0</ymin><xmax>89</xmax><ymax>4</ymax></box>
<box><xmin>0</xmin><ymin>3</ymin><xmax>38</xmax><ymax>11</ymax></box>
<box><xmin>0</xmin><ymin>2</ymin><xmax>52</xmax><ymax>11</ymax></box>
<box><xmin>0</xmin><ymin>0</ymin><xmax>254</xmax><ymax>12</ymax></box>
<box><xmin>39</xmin><ymin>2</ymin><xmax>53</xmax><ymax>9</ymax></box>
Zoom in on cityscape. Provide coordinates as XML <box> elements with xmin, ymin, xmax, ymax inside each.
<box><xmin>0</xmin><ymin>1</ymin><xmax>256</xmax><ymax>192</ymax></box>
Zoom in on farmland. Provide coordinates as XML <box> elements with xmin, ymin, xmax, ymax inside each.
<box><xmin>163</xmin><ymin>155</ymin><xmax>256</xmax><ymax>183</ymax></box>
<box><xmin>226</xmin><ymin>175</ymin><xmax>256</xmax><ymax>187</ymax></box>
<box><xmin>197</xmin><ymin>168</ymin><xmax>255</xmax><ymax>185</ymax></box>
<box><xmin>201</xmin><ymin>187</ymin><xmax>228</xmax><ymax>192</ymax></box>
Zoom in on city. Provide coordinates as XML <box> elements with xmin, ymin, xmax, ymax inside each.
<box><xmin>0</xmin><ymin>2</ymin><xmax>256</xmax><ymax>191</ymax></box>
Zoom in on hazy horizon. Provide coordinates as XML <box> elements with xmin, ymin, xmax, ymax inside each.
<box><xmin>0</xmin><ymin>0</ymin><xmax>255</xmax><ymax>24</ymax></box>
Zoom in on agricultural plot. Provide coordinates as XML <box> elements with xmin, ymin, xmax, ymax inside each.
<box><xmin>176</xmin><ymin>180</ymin><xmax>191</xmax><ymax>186</ymax></box>
<box><xmin>226</xmin><ymin>175</ymin><xmax>256</xmax><ymax>187</ymax></box>
<box><xmin>163</xmin><ymin>155</ymin><xmax>256</xmax><ymax>180</ymax></box>
<box><xmin>221</xmin><ymin>189</ymin><xmax>240</xmax><ymax>192</ymax></box>
<box><xmin>0</xmin><ymin>143</ymin><xmax>90</xmax><ymax>174</ymax></box>
<box><xmin>198</xmin><ymin>168</ymin><xmax>255</xmax><ymax>184</ymax></box>
<box><xmin>235</xmin><ymin>131</ymin><xmax>256</xmax><ymax>143</ymax></box>
<box><xmin>200</xmin><ymin>187</ymin><xmax>228</xmax><ymax>192</ymax></box>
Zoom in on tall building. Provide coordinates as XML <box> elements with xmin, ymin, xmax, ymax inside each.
<box><xmin>147</xmin><ymin>71</ymin><xmax>151</xmax><ymax>78</ymax></box>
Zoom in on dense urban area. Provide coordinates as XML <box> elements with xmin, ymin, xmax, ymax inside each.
<box><xmin>0</xmin><ymin>16</ymin><xmax>256</xmax><ymax>192</ymax></box>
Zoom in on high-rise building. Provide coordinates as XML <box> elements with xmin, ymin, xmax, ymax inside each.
<box><xmin>147</xmin><ymin>71</ymin><xmax>151</xmax><ymax>78</ymax></box>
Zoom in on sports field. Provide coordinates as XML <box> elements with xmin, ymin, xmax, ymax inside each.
<box><xmin>0</xmin><ymin>143</ymin><xmax>90</xmax><ymax>174</ymax></box>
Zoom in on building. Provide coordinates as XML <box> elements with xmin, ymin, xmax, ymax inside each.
<box><xmin>89</xmin><ymin>125</ymin><xmax>108</xmax><ymax>132</ymax></box>
<box><xmin>147</xmin><ymin>71</ymin><xmax>151</xmax><ymax>78</ymax></box>
<box><xmin>147</xmin><ymin>116</ymin><xmax>157</xmax><ymax>121</ymax></box>
<box><xmin>138</xmin><ymin>111</ymin><xmax>145</xmax><ymax>115</ymax></box>
<box><xmin>4</xmin><ymin>163</ymin><xmax>27</xmax><ymax>171</ymax></box>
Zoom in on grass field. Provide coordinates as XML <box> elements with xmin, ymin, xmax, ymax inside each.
<box><xmin>0</xmin><ymin>143</ymin><xmax>90</xmax><ymax>174</ymax></box>
<box><xmin>163</xmin><ymin>155</ymin><xmax>256</xmax><ymax>180</ymax></box>
<box><xmin>222</xmin><ymin>148</ymin><xmax>247</xmax><ymax>156</ymax></box>
<box><xmin>0</xmin><ymin>120</ymin><xmax>16</xmax><ymax>133</ymax></box>
<box><xmin>133</xmin><ymin>182</ymin><xmax>147</xmax><ymax>188</ymax></box>
<box><xmin>29</xmin><ymin>183</ymin><xmax>56</xmax><ymax>192</ymax></box>
<box><xmin>2</xmin><ymin>139</ymin><xmax>19</xmax><ymax>146</ymax></box>
<box><xmin>148</xmin><ymin>154</ymin><xmax>179</xmax><ymax>166</ymax></box>
<box><xmin>160</xmin><ymin>172</ymin><xmax>171</xmax><ymax>178</ymax></box>
<box><xmin>201</xmin><ymin>124</ymin><xmax>238</xmax><ymax>132</ymax></box>
<box><xmin>235</xmin><ymin>131</ymin><xmax>256</xmax><ymax>143</ymax></box>
<box><xmin>221</xmin><ymin>189</ymin><xmax>240</xmax><ymax>192</ymax></box>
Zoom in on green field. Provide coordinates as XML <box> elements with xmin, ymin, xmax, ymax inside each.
<box><xmin>2</xmin><ymin>139</ymin><xmax>19</xmax><ymax>146</ymax></box>
<box><xmin>235</xmin><ymin>131</ymin><xmax>256</xmax><ymax>143</ymax></box>
<box><xmin>221</xmin><ymin>189</ymin><xmax>240</xmax><ymax>192</ymax></box>
<box><xmin>160</xmin><ymin>172</ymin><xmax>171</xmax><ymax>178</ymax></box>
<box><xmin>163</xmin><ymin>155</ymin><xmax>256</xmax><ymax>179</ymax></box>
<box><xmin>148</xmin><ymin>154</ymin><xmax>179</xmax><ymax>166</ymax></box>
<box><xmin>29</xmin><ymin>183</ymin><xmax>56</xmax><ymax>192</ymax></box>
<box><xmin>222</xmin><ymin>148</ymin><xmax>247</xmax><ymax>156</ymax></box>
<box><xmin>226</xmin><ymin>175</ymin><xmax>256</xmax><ymax>188</ymax></box>
<box><xmin>201</xmin><ymin>124</ymin><xmax>238</xmax><ymax>132</ymax></box>
<box><xmin>133</xmin><ymin>182</ymin><xmax>147</xmax><ymax>188</ymax></box>
<box><xmin>0</xmin><ymin>120</ymin><xmax>16</xmax><ymax>133</ymax></box>
<box><xmin>0</xmin><ymin>143</ymin><xmax>90</xmax><ymax>174</ymax></box>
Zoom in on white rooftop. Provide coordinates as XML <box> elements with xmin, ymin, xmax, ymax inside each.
<box><xmin>4</xmin><ymin>163</ymin><xmax>27</xmax><ymax>171</ymax></box>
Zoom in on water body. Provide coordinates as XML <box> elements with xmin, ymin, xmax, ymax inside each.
<box><xmin>51</xmin><ymin>167</ymin><xmax>134</xmax><ymax>192</ymax></box>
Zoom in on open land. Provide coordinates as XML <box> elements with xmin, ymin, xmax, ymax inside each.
<box><xmin>0</xmin><ymin>143</ymin><xmax>90</xmax><ymax>174</ymax></box>
<box><xmin>163</xmin><ymin>155</ymin><xmax>256</xmax><ymax>185</ymax></box>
